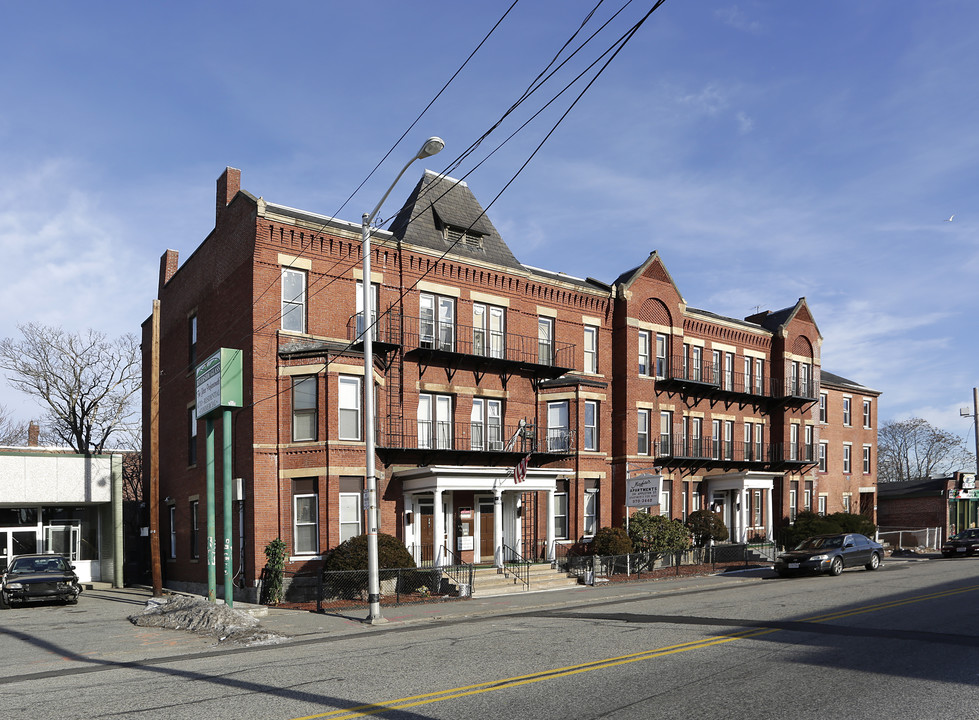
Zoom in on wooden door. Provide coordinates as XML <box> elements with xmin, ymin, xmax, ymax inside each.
<box><xmin>478</xmin><ymin>500</ymin><xmax>494</xmax><ymax>562</ymax></box>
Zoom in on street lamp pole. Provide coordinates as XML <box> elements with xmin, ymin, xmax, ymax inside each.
<box><xmin>361</xmin><ymin>137</ymin><xmax>444</xmax><ymax>624</ymax></box>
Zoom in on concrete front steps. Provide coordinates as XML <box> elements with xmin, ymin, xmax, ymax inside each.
<box><xmin>469</xmin><ymin>563</ymin><xmax>581</xmax><ymax>598</ymax></box>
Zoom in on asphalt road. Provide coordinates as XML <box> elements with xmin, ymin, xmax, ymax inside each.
<box><xmin>2</xmin><ymin>558</ymin><xmax>978</xmax><ymax>719</ymax></box>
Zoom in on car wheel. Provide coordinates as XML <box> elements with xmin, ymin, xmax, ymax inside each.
<box><xmin>828</xmin><ymin>557</ymin><xmax>844</xmax><ymax>576</ymax></box>
<box><xmin>0</xmin><ymin>592</ymin><xmax>10</xmax><ymax>610</ymax></box>
<box><xmin>865</xmin><ymin>553</ymin><xmax>881</xmax><ymax>571</ymax></box>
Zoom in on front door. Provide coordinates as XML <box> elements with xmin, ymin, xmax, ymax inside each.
<box><xmin>477</xmin><ymin>498</ymin><xmax>495</xmax><ymax>563</ymax></box>
<box><xmin>419</xmin><ymin>501</ymin><xmax>434</xmax><ymax>564</ymax></box>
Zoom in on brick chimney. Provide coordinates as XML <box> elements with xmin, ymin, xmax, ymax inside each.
<box><xmin>216</xmin><ymin>167</ymin><xmax>242</xmax><ymax>225</ymax></box>
<box><xmin>158</xmin><ymin>249</ymin><xmax>179</xmax><ymax>297</ymax></box>
<box><xmin>28</xmin><ymin>421</ymin><xmax>39</xmax><ymax>447</ymax></box>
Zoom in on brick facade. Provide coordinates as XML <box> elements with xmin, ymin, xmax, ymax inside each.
<box><xmin>144</xmin><ymin>167</ymin><xmax>879</xmax><ymax>597</ymax></box>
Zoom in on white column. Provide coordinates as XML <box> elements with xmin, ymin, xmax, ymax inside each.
<box><xmin>403</xmin><ymin>494</ymin><xmax>416</xmax><ymax>564</ymax></box>
<box><xmin>494</xmin><ymin>488</ymin><xmax>504</xmax><ymax>568</ymax></box>
<box><xmin>546</xmin><ymin>488</ymin><xmax>556</xmax><ymax>563</ymax></box>
<box><xmin>765</xmin><ymin>486</ymin><xmax>773</xmax><ymax>542</ymax></box>
<box><xmin>736</xmin><ymin>489</ymin><xmax>746</xmax><ymax>543</ymax></box>
<box><xmin>433</xmin><ymin>489</ymin><xmax>445</xmax><ymax>567</ymax></box>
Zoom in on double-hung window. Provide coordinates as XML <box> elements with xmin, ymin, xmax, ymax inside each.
<box><xmin>583</xmin><ymin>325</ymin><xmax>598</xmax><ymax>373</ymax></box>
<box><xmin>292</xmin><ymin>376</ymin><xmax>317</xmax><ymax>442</ymax></box>
<box><xmin>818</xmin><ymin>442</ymin><xmax>828</xmax><ymax>472</ymax></box>
<box><xmin>712</xmin><ymin>350</ymin><xmax>721</xmax><ymax>386</ymax></box>
<box><xmin>584</xmin><ymin>483</ymin><xmax>599</xmax><ymax>537</ymax></box>
<box><xmin>188</xmin><ymin>313</ymin><xmax>197</xmax><ymax>368</ymax></box>
<box><xmin>754</xmin><ymin>358</ymin><xmax>764</xmax><ymax>395</ymax></box>
<box><xmin>584</xmin><ymin>400</ymin><xmax>598</xmax><ymax>451</ymax></box>
<box><xmin>724</xmin><ymin>420</ymin><xmax>734</xmax><ymax>460</ymax></box>
<box><xmin>754</xmin><ymin>422</ymin><xmax>763</xmax><ymax>461</ymax></box>
<box><xmin>805</xmin><ymin>425</ymin><xmax>814</xmax><ymax>462</ymax></box>
<box><xmin>538</xmin><ymin>317</ymin><xmax>554</xmax><ymax>365</ymax></box>
<box><xmin>638</xmin><ymin>409</ymin><xmax>650</xmax><ymax>455</ymax></box>
<box><xmin>419</xmin><ymin>394</ymin><xmax>453</xmax><ymax>449</ymax></box>
<box><xmin>338</xmin><ymin>376</ymin><xmax>362</xmax><ymax>441</ymax></box>
<box><xmin>712</xmin><ymin>419</ymin><xmax>721</xmax><ymax>460</ymax></box>
<box><xmin>691</xmin><ymin>346</ymin><xmax>702</xmax><ymax>382</ymax></box>
<box><xmin>744</xmin><ymin>423</ymin><xmax>754</xmax><ymax>461</ymax></box>
<box><xmin>473</xmin><ymin>304</ymin><xmax>505</xmax><ymax>358</ymax></box>
<box><xmin>470</xmin><ymin>398</ymin><xmax>502</xmax><ymax>451</ymax></box>
<box><xmin>843</xmin><ymin>398</ymin><xmax>852</xmax><ymax>426</ymax></box>
<box><xmin>356</xmin><ymin>281</ymin><xmax>379</xmax><ymax>340</ymax></box>
<box><xmin>724</xmin><ymin>353</ymin><xmax>734</xmax><ymax>391</ymax></box>
<box><xmin>863</xmin><ymin>445</ymin><xmax>872</xmax><ymax>474</ymax></box>
<box><xmin>420</xmin><ymin>293</ymin><xmax>455</xmax><ymax>351</ymax></box>
<box><xmin>690</xmin><ymin>417</ymin><xmax>702</xmax><ymax>458</ymax></box>
<box><xmin>743</xmin><ymin>357</ymin><xmax>752</xmax><ymax>394</ymax></box>
<box><xmin>790</xmin><ymin>424</ymin><xmax>800</xmax><ymax>461</ymax></box>
<box><xmin>282</xmin><ymin>268</ymin><xmax>307</xmax><ymax>333</ymax></box>
<box><xmin>789</xmin><ymin>487</ymin><xmax>798</xmax><ymax>523</ymax></box>
<box><xmin>655</xmin><ymin>334</ymin><xmax>668</xmax><ymax>378</ymax></box>
<box><xmin>554</xmin><ymin>481</ymin><xmax>569</xmax><ymax>540</ymax></box>
<box><xmin>819</xmin><ymin>393</ymin><xmax>828</xmax><ymax>423</ymax></box>
<box><xmin>863</xmin><ymin>400</ymin><xmax>872</xmax><ymax>428</ymax></box>
<box><xmin>660</xmin><ymin>411</ymin><xmax>673</xmax><ymax>456</ymax></box>
<box><xmin>638</xmin><ymin>331</ymin><xmax>650</xmax><ymax>376</ymax></box>
<box><xmin>843</xmin><ymin>444</ymin><xmax>852</xmax><ymax>473</ymax></box>
<box><xmin>753</xmin><ymin>490</ymin><xmax>763</xmax><ymax>527</ymax></box>
<box><xmin>339</xmin><ymin>476</ymin><xmax>364</xmax><ymax>543</ymax></box>
<box><xmin>168</xmin><ymin>505</ymin><xmax>176</xmax><ymax>559</ymax></box>
<box><xmin>293</xmin><ymin>478</ymin><xmax>318</xmax><ymax>555</ymax></box>
<box><xmin>188</xmin><ymin>406</ymin><xmax>198</xmax><ymax>466</ymax></box>
<box><xmin>547</xmin><ymin>400</ymin><xmax>570</xmax><ymax>451</ymax></box>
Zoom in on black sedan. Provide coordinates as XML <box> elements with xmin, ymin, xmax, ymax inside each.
<box><xmin>0</xmin><ymin>554</ymin><xmax>82</xmax><ymax>608</ymax></box>
<box><xmin>941</xmin><ymin>529</ymin><xmax>979</xmax><ymax>557</ymax></box>
<box><xmin>775</xmin><ymin>533</ymin><xmax>884</xmax><ymax>577</ymax></box>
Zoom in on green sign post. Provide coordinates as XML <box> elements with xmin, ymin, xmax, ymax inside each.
<box><xmin>195</xmin><ymin>349</ymin><xmax>243</xmax><ymax>607</ymax></box>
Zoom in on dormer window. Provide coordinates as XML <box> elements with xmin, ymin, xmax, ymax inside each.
<box><xmin>445</xmin><ymin>225</ymin><xmax>483</xmax><ymax>250</ymax></box>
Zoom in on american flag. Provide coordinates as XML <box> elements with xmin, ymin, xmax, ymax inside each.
<box><xmin>514</xmin><ymin>454</ymin><xmax>531</xmax><ymax>483</ymax></box>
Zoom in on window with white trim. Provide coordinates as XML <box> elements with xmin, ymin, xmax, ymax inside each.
<box><xmin>292</xmin><ymin>376</ymin><xmax>317</xmax><ymax>442</ymax></box>
<box><xmin>547</xmin><ymin>400</ymin><xmax>570</xmax><ymax>451</ymax></box>
<box><xmin>843</xmin><ymin>397</ymin><xmax>852</xmax><ymax>426</ymax></box>
<box><xmin>293</xmin><ymin>478</ymin><xmax>318</xmax><ymax>555</ymax></box>
<box><xmin>789</xmin><ymin>486</ymin><xmax>798</xmax><ymax>523</ymax></box>
<box><xmin>863</xmin><ymin>400</ymin><xmax>872</xmax><ymax>428</ymax></box>
<box><xmin>554</xmin><ymin>480</ymin><xmax>569</xmax><ymax>540</ymax></box>
<box><xmin>638</xmin><ymin>331</ymin><xmax>650</xmax><ymax>376</ymax></box>
<box><xmin>842</xmin><ymin>494</ymin><xmax>851</xmax><ymax>514</ymax></box>
<box><xmin>660</xmin><ymin>411</ymin><xmax>673</xmax><ymax>456</ymax></box>
<box><xmin>538</xmin><ymin>316</ymin><xmax>554</xmax><ymax>365</ymax></box>
<box><xmin>754</xmin><ymin>357</ymin><xmax>764</xmax><ymax>395</ymax></box>
<box><xmin>583</xmin><ymin>325</ymin><xmax>598</xmax><ymax>374</ymax></box>
<box><xmin>863</xmin><ymin>445</ymin><xmax>872</xmax><ymax>474</ymax></box>
<box><xmin>790</xmin><ymin>423</ymin><xmax>800</xmax><ymax>461</ymax></box>
<box><xmin>753</xmin><ymin>490</ymin><xmax>762</xmax><ymax>527</ymax></box>
<box><xmin>819</xmin><ymin>442</ymin><xmax>827</xmax><ymax>472</ymax></box>
<box><xmin>339</xmin><ymin>476</ymin><xmax>364</xmax><ymax>544</ymax></box>
<box><xmin>355</xmin><ymin>280</ymin><xmax>379</xmax><ymax>340</ymax></box>
<box><xmin>743</xmin><ymin>357</ymin><xmax>752</xmax><ymax>394</ymax></box>
<box><xmin>338</xmin><ymin>376</ymin><xmax>362</xmax><ymax>441</ymax></box>
<box><xmin>712</xmin><ymin>419</ymin><xmax>721</xmax><ymax>460</ymax></box>
<box><xmin>655</xmin><ymin>333</ymin><xmax>668</xmax><ymax>378</ymax></box>
<box><xmin>473</xmin><ymin>303</ymin><xmax>505</xmax><ymax>359</ymax></box>
<box><xmin>584</xmin><ymin>400</ymin><xmax>598</xmax><ymax>451</ymax></box>
<box><xmin>819</xmin><ymin>393</ymin><xmax>828</xmax><ymax>423</ymax></box>
<box><xmin>419</xmin><ymin>393</ymin><xmax>453</xmax><ymax>449</ymax></box>
<box><xmin>724</xmin><ymin>420</ymin><xmax>734</xmax><ymax>460</ymax></box>
<box><xmin>843</xmin><ymin>444</ymin><xmax>852</xmax><ymax>474</ymax></box>
<box><xmin>818</xmin><ymin>495</ymin><xmax>827</xmax><ymax>516</ymax></box>
<box><xmin>805</xmin><ymin>425</ymin><xmax>814</xmax><ymax>462</ymax></box>
<box><xmin>638</xmin><ymin>409</ymin><xmax>650</xmax><ymax>456</ymax></box>
<box><xmin>281</xmin><ymin>268</ymin><xmax>307</xmax><ymax>333</ymax></box>
<box><xmin>584</xmin><ymin>482</ymin><xmax>599</xmax><ymax>537</ymax></box>
<box><xmin>471</xmin><ymin>397</ymin><xmax>502</xmax><ymax>451</ymax></box>
<box><xmin>421</xmin><ymin>293</ymin><xmax>455</xmax><ymax>351</ymax></box>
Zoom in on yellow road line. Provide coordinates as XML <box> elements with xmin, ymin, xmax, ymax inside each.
<box><xmin>291</xmin><ymin>584</ymin><xmax>978</xmax><ymax>720</ymax></box>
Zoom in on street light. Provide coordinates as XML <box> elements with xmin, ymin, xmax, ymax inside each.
<box><xmin>362</xmin><ymin>137</ymin><xmax>444</xmax><ymax>624</ymax></box>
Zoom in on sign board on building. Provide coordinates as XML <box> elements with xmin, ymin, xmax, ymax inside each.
<box><xmin>961</xmin><ymin>474</ymin><xmax>976</xmax><ymax>490</ymax></box>
<box><xmin>195</xmin><ymin>349</ymin><xmax>243</xmax><ymax>419</ymax></box>
<box><xmin>458</xmin><ymin>507</ymin><xmax>472</xmax><ymax>520</ymax></box>
<box><xmin>457</xmin><ymin>535</ymin><xmax>474</xmax><ymax>552</ymax></box>
<box><xmin>626</xmin><ymin>474</ymin><xmax>663</xmax><ymax>508</ymax></box>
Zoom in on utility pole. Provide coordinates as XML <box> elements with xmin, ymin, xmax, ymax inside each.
<box><xmin>149</xmin><ymin>300</ymin><xmax>163</xmax><ymax>596</ymax></box>
<box><xmin>973</xmin><ymin>387</ymin><xmax>979</xmax><ymax>479</ymax></box>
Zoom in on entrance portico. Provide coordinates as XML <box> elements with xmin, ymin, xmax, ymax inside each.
<box><xmin>705</xmin><ymin>471</ymin><xmax>781</xmax><ymax>543</ymax></box>
<box><xmin>395</xmin><ymin>465</ymin><xmax>570</xmax><ymax>567</ymax></box>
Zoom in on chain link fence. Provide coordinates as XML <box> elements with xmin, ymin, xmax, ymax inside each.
<box><xmin>271</xmin><ymin>565</ymin><xmax>475</xmax><ymax>613</ymax></box>
<box><xmin>877</xmin><ymin>527</ymin><xmax>943</xmax><ymax>551</ymax></box>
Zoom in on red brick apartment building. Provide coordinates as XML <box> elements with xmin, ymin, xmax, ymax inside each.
<box><xmin>143</xmin><ymin>167</ymin><xmax>879</xmax><ymax>598</ymax></box>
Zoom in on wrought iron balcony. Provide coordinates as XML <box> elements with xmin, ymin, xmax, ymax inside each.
<box><xmin>647</xmin><ymin>435</ymin><xmax>814</xmax><ymax>468</ymax></box>
<box><xmin>347</xmin><ymin>312</ymin><xmax>574</xmax><ymax>375</ymax></box>
<box><xmin>656</xmin><ymin>356</ymin><xmax>771</xmax><ymax>399</ymax></box>
<box><xmin>375</xmin><ymin>418</ymin><xmax>576</xmax><ymax>457</ymax></box>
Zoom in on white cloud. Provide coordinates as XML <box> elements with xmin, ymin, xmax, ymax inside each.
<box><xmin>714</xmin><ymin>5</ymin><xmax>763</xmax><ymax>35</ymax></box>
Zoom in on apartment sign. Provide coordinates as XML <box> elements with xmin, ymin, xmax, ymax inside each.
<box><xmin>195</xmin><ymin>348</ymin><xmax>243</xmax><ymax>419</ymax></box>
<box><xmin>626</xmin><ymin>474</ymin><xmax>663</xmax><ymax>508</ymax></box>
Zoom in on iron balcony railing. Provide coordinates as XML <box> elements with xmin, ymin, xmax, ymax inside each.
<box><xmin>657</xmin><ymin>356</ymin><xmax>819</xmax><ymax>402</ymax></box>
<box><xmin>348</xmin><ymin>312</ymin><xmax>575</xmax><ymax>369</ymax></box>
<box><xmin>376</xmin><ymin>418</ymin><xmax>576</xmax><ymax>455</ymax></box>
<box><xmin>651</xmin><ymin>435</ymin><xmax>815</xmax><ymax>465</ymax></box>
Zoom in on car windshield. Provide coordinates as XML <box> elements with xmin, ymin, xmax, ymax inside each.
<box><xmin>795</xmin><ymin>536</ymin><xmax>843</xmax><ymax>551</ymax></box>
<box><xmin>8</xmin><ymin>557</ymin><xmax>69</xmax><ymax>573</ymax></box>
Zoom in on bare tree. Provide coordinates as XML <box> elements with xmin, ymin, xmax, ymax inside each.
<box><xmin>0</xmin><ymin>404</ymin><xmax>28</xmax><ymax>446</ymax></box>
<box><xmin>0</xmin><ymin>324</ymin><xmax>141</xmax><ymax>454</ymax></box>
<box><xmin>878</xmin><ymin>417</ymin><xmax>976</xmax><ymax>482</ymax></box>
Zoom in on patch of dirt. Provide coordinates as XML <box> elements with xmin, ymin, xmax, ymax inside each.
<box><xmin>128</xmin><ymin>594</ymin><xmax>287</xmax><ymax>646</ymax></box>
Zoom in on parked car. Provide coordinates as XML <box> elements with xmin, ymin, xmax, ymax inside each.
<box><xmin>0</xmin><ymin>554</ymin><xmax>82</xmax><ymax>609</ymax></box>
<box><xmin>941</xmin><ymin>529</ymin><xmax>979</xmax><ymax>557</ymax></box>
<box><xmin>775</xmin><ymin>533</ymin><xmax>884</xmax><ymax>577</ymax></box>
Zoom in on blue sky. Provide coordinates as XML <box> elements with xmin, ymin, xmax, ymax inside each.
<box><xmin>1</xmin><ymin>1</ymin><xmax>977</xmax><ymax>447</ymax></box>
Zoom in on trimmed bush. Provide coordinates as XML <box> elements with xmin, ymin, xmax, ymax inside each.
<box><xmin>322</xmin><ymin>533</ymin><xmax>416</xmax><ymax>572</ymax></box>
<box><xmin>589</xmin><ymin>527</ymin><xmax>633</xmax><ymax>556</ymax></box>
<box><xmin>685</xmin><ymin>510</ymin><xmax>729</xmax><ymax>547</ymax></box>
<box><xmin>628</xmin><ymin>511</ymin><xmax>692</xmax><ymax>552</ymax></box>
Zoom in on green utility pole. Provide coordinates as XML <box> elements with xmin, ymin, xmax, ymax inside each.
<box><xmin>223</xmin><ymin>408</ymin><xmax>234</xmax><ymax>608</ymax></box>
<box><xmin>206</xmin><ymin>417</ymin><xmax>216</xmax><ymax>602</ymax></box>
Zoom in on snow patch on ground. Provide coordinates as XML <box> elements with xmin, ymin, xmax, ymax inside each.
<box><xmin>128</xmin><ymin>594</ymin><xmax>287</xmax><ymax>646</ymax></box>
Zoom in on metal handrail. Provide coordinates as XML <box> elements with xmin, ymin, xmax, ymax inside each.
<box><xmin>501</xmin><ymin>544</ymin><xmax>531</xmax><ymax>587</ymax></box>
<box><xmin>439</xmin><ymin>546</ymin><xmax>475</xmax><ymax>593</ymax></box>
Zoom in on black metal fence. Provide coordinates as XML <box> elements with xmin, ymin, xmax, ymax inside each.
<box><xmin>557</xmin><ymin>543</ymin><xmax>776</xmax><ymax>584</ymax></box>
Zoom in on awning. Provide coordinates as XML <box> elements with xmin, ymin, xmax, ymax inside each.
<box><xmin>394</xmin><ymin>465</ymin><xmax>572</xmax><ymax>494</ymax></box>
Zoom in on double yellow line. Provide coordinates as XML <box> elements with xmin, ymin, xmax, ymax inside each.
<box><xmin>293</xmin><ymin>583</ymin><xmax>979</xmax><ymax>720</ymax></box>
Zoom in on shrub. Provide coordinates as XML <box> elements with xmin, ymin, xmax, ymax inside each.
<box><xmin>685</xmin><ymin>510</ymin><xmax>729</xmax><ymax>547</ymax></box>
<box><xmin>589</xmin><ymin>526</ymin><xmax>634</xmax><ymax>556</ymax></box>
<box><xmin>628</xmin><ymin>511</ymin><xmax>692</xmax><ymax>552</ymax></box>
<box><xmin>779</xmin><ymin>511</ymin><xmax>876</xmax><ymax>549</ymax></box>
<box><xmin>260</xmin><ymin>537</ymin><xmax>287</xmax><ymax>605</ymax></box>
<box><xmin>322</xmin><ymin>533</ymin><xmax>416</xmax><ymax>572</ymax></box>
